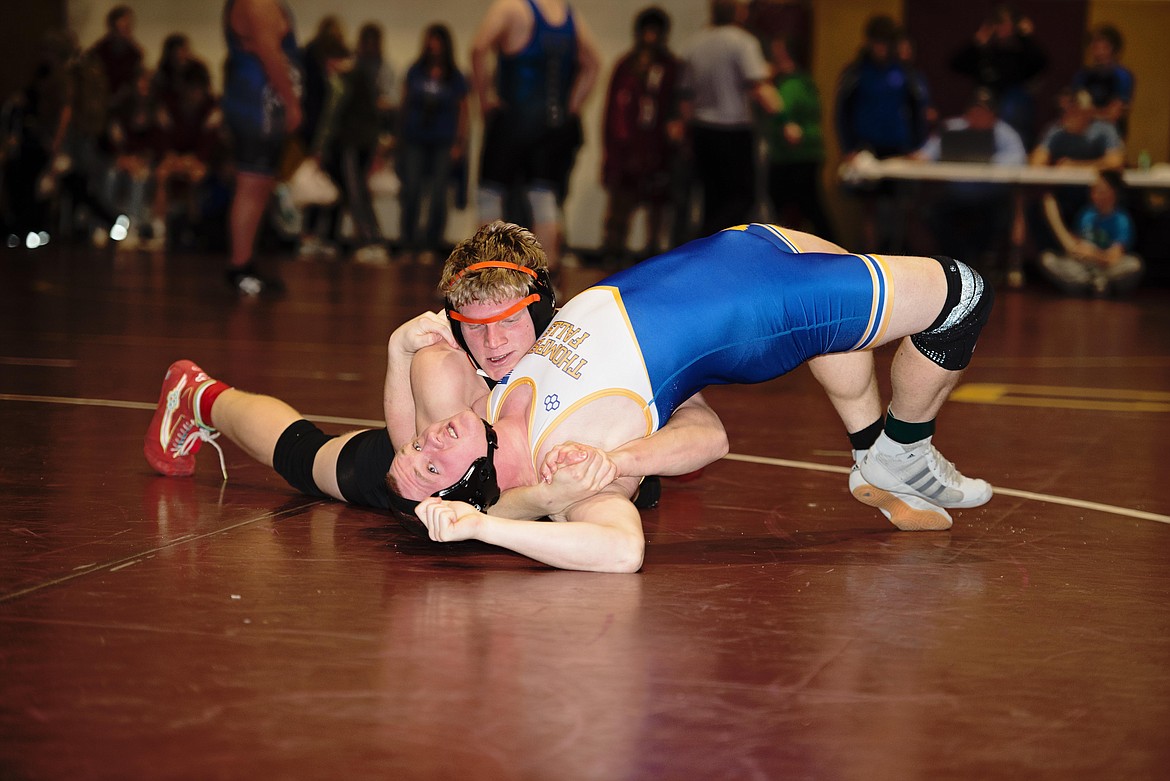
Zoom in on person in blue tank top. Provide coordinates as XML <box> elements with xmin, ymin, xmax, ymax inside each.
<box><xmin>221</xmin><ymin>0</ymin><xmax>302</xmax><ymax>295</ymax></box>
<box><xmin>470</xmin><ymin>0</ymin><xmax>601</xmax><ymax>271</ymax></box>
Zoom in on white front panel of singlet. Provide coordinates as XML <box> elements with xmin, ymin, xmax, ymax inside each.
<box><xmin>487</xmin><ymin>287</ymin><xmax>657</xmax><ymax>467</ymax></box>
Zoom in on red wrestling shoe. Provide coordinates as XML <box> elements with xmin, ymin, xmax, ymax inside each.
<box><xmin>143</xmin><ymin>360</ymin><xmax>226</xmax><ymax>478</ymax></box>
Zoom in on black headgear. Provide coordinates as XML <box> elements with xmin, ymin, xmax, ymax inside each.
<box><xmin>386</xmin><ymin>419</ymin><xmax>502</xmax><ymax>520</ymax></box>
<box><xmin>443</xmin><ymin>262</ymin><xmax>556</xmax><ymax>372</ymax></box>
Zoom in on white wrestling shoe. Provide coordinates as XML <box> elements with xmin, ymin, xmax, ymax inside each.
<box><xmin>850</xmin><ymin>435</ymin><xmax>992</xmax><ymax>531</ymax></box>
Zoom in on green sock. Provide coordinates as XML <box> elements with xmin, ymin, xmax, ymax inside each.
<box><xmin>884</xmin><ymin>411</ymin><xmax>935</xmax><ymax>445</ymax></box>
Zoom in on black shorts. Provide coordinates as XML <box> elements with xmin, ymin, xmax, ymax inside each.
<box><xmin>479</xmin><ymin>110</ymin><xmax>582</xmax><ymax>193</ymax></box>
<box><xmin>224</xmin><ymin>107</ymin><xmax>288</xmax><ymax>176</ymax></box>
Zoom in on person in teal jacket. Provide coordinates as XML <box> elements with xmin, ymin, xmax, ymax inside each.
<box><xmin>762</xmin><ymin>35</ymin><xmax>836</xmax><ymax>243</ymax></box>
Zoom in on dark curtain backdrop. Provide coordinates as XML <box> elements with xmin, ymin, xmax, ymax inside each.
<box><xmin>904</xmin><ymin>0</ymin><xmax>1088</xmax><ymax>135</ymax></box>
<box><xmin>1</xmin><ymin>1</ymin><xmax>68</xmax><ymax>104</ymax></box>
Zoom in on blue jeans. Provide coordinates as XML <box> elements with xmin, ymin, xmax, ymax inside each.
<box><xmin>398</xmin><ymin>141</ymin><xmax>453</xmax><ymax>252</ymax></box>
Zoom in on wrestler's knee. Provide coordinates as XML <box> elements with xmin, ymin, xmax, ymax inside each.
<box><xmin>910</xmin><ymin>256</ymin><xmax>994</xmax><ymax>371</ymax></box>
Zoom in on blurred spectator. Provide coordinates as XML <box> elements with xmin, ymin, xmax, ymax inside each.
<box><xmin>3</xmin><ymin>32</ymin><xmax>79</xmax><ymax>239</ymax></box>
<box><xmin>471</xmin><ymin>0</ymin><xmax>602</xmax><ymax>271</ymax></box>
<box><xmin>153</xmin><ymin>57</ymin><xmax>220</xmax><ymax>249</ymax></box>
<box><xmin>1039</xmin><ymin>170</ymin><xmax>1142</xmax><ymax>296</ymax></box>
<box><xmin>762</xmin><ymin>34</ymin><xmax>835</xmax><ymax>242</ymax></box>
<box><xmin>354</xmin><ymin>22</ymin><xmax>401</xmax><ymax>234</ymax></box>
<box><xmin>600</xmin><ymin>6</ymin><xmax>680</xmax><ymax>265</ymax></box>
<box><xmin>1030</xmin><ymin>88</ymin><xmax>1124</xmax><ymax>171</ymax></box>
<box><xmin>221</xmin><ymin>0</ymin><xmax>302</xmax><ymax>295</ymax></box>
<box><xmin>151</xmin><ymin>34</ymin><xmax>199</xmax><ymax>121</ymax></box>
<box><xmin>297</xmin><ymin>17</ymin><xmax>349</xmax><ymax>258</ymax></box>
<box><xmin>44</xmin><ymin>31</ymin><xmax>124</xmax><ymax>244</ymax></box>
<box><xmin>1071</xmin><ymin>24</ymin><xmax>1134</xmax><ymax>138</ymax></box>
<box><xmin>912</xmin><ymin>89</ymin><xmax>1026</xmax><ymax>276</ymax></box>
<box><xmin>301</xmin><ymin>16</ymin><xmax>346</xmax><ymax>159</ymax></box>
<box><xmin>103</xmin><ymin>66</ymin><xmax>160</xmax><ymax>247</ymax></box>
<box><xmin>896</xmin><ymin>30</ymin><xmax>936</xmax><ymax>132</ymax></box>
<box><xmin>398</xmin><ymin>23</ymin><xmax>469</xmax><ymax>264</ymax></box>
<box><xmin>332</xmin><ymin>34</ymin><xmax>389</xmax><ymax>263</ymax></box>
<box><xmin>834</xmin><ymin>15</ymin><xmax>929</xmax><ymax>251</ymax></box>
<box><xmin>355</xmin><ymin>23</ymin><xmax>400</xmax><ymax>138</ymax></box>
<box><xmin>679</xmin><ymin>0</ymin><xmax>777</xmax><ymax>237</ymax></box>
<box><xmin>87</xmin><ymin>5</ymin><xmax>144</xmax><ymax>105</ymax></box>
<box><xmin>949</xmin><ymin>4</ymin><xmax>1047</xmax><ymax>147</ymax></box>
<box><xmin>1031</xmin><ymin>88</ymin><xmax>1125</xmax><ymax>258</ymax></box>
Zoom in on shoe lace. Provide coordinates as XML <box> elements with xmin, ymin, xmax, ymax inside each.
<box><xmin>924</xmin><ymin>445</ymin><xmax>962</xmax><ymax>486</ymax></box>
<box><xmin>175</xmin><ymin>428</ymin><xmax>228</xmax><ymax>481</ymax></box>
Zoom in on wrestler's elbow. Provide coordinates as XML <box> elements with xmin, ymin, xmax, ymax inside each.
<box><xmin>692</xmin><ymin>426</ymin><xmax>729</xmax><ymax>468</ymax></box>
<box><xmin>604</xmin><ymin>535</ymin><xmax>644</xmax><ymax>574</ymax></box>
<box><xmin>586</xmin><ymin>526</ymin><xmax>644</xmax><ymax>574</ymax></box>
<box><xmin>570</xmin><ymin>493</ymin><xmax>644</xmax><ymax>573</ymax></box>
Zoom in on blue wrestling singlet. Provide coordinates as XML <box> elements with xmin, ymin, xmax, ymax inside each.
<box><xmin>221</xmin><ymin>0</ymin><xmax>301</xmax><ymax>135</ymax></box>
<box><xmin>488</xmin><ymin>225</ymin><xmax>894</xmax><ymax>452</ymax></box>
<box><xmin>496</xmin><ymin>0</ymin><xmax>578</xmax><ymax>132</ymax></box>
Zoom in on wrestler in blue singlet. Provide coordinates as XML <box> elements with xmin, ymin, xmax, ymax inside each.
<box><xmin>491</xmin><ymin>225</ymin><xmax>893</xmax><ymax>445</ymax></box>
<box><xmin>604</xmin><ymin>224</ymin><xmax>891</xmax><ymax>422</ymax></box>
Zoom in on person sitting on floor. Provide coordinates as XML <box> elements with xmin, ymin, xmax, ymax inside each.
<box><xmin>1039</xmin><ymin>169</ymin><xmax>1142</xmax><ymax>297</ymax></box>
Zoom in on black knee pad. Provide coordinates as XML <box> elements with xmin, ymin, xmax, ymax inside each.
<box><xmin>272</xmin><ymin>420</ymin><xmax>334</xmax><ymax>498</ymax></box>
<box><xmin>911</xmin><ymin>256</ymin><xmax>995</xmax><ymax>371</ymax></box>
<box><xmin>335</xmin><ymin>428</ymin><xmax>395</xmax><ymax>510</ymax></box>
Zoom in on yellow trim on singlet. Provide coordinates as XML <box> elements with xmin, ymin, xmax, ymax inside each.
<box><xmin>489</xmin><ymin>378</ymin><xmax>654</xmax><ymax>471</ymax></box>
<box><xmin>590</xmin><ymin>284</ymin><xmax>656</xmax><ymax>408</ymax></box>
<box><xmin>849</xmin><ymin>253</ymin><xmax>895</xmax><ymax>351</ymax></box>
<box><xmin>531</xmin><ymin>388</ymin><xmax>655</xmax><ymax>466</ymax></box>
<box><xmin>724</xmin><ymin>223</ymin><xmax>803</xmax><ymax>252</ymax></box>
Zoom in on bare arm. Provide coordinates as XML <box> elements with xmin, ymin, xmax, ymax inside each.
<box><xmin>414</xmin><ymin>482</ymin><xmax>645</xmax><ymax>573</ymax></box>
<box><xmin>568</xmin><ymin>14</ymin><xmax>602</xmax><ymax>116</ymax></box>
<box><xmin>607</xmin><ymin>392</ymin><xmax>728</xmax><ymax>478</ymax></box>
<box><xmin>1053</xmin><ymin>152</ymin><xmax>1124</xmax><ymax>170</ymax></box>
<box><xmin>750</xmin><ymin>80</ymin><xmax>783</xmax><ymax>115</ymax></box>
<box><xmin>407</xmin><ymin>344</ymin><xmax>488</xmax><ymax>432</ymax></box>
<box><xmin>1042</xmin><ymin>194</ymin><xmax>1123</xmax><ymax>266</ymax></box>
<box><xmin>470</xmin><ymin>0</ymin><xmax>514</xmax><ymax>118</ymax></box>
<box><xmin>1090</xmin><ymin>243</ymin><xmax>1124</xmax><ymax>267</ymax></box>
<box><xmin>490</xmin><ymin>442</ymin><xmax>617</xmax><ymax>520</ymax></box>
<box><xmin>1098</xmin><ymin>146</ymin><xmax>1126</xmax><ymax>171</ymax></box>
<box><xmin>492</xmin><ymin>393</ymin><xmax>727</xmax><ymax>520</ymax></box>
<box><xmin>1041</xmin><ymin>193</ymin><xmax>1078</xmax><ymax>254</ymax></box>
<box><xmin>383</xmin><ymin>314</ymin><xmax>462</xmax><ymax>449</ymax></box>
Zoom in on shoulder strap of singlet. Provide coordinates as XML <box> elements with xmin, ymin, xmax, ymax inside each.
<box><xmin>726</xmin><ymin>223</ymin><xmax>802</xmax><ymax>252</ymax></box>
<box><xmin>527</xmin><ymin>0</ymin><xmax>574</xmax><ymax>37</ymax></box>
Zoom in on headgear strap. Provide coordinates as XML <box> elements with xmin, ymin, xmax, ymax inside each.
<box><xmin>446</xmin><ymin>261</ymin><xmax>539</xmax><ymax>289</ymax></box>
<box><xmin>448</xmin><ymin>295</ymin><xmax>541</xmax><ymax>324</ymax></box>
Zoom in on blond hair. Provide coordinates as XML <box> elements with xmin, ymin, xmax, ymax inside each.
<box><xmin>440</xmin><ymin>221</ymin><xmax>548</xmax><ymax>308</ymax></box>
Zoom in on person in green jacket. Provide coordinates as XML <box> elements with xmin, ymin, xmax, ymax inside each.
<box><xmin>762</xmin><ymin>35</ymin><xmax>836</xmax><ymax>243</ymax></box>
